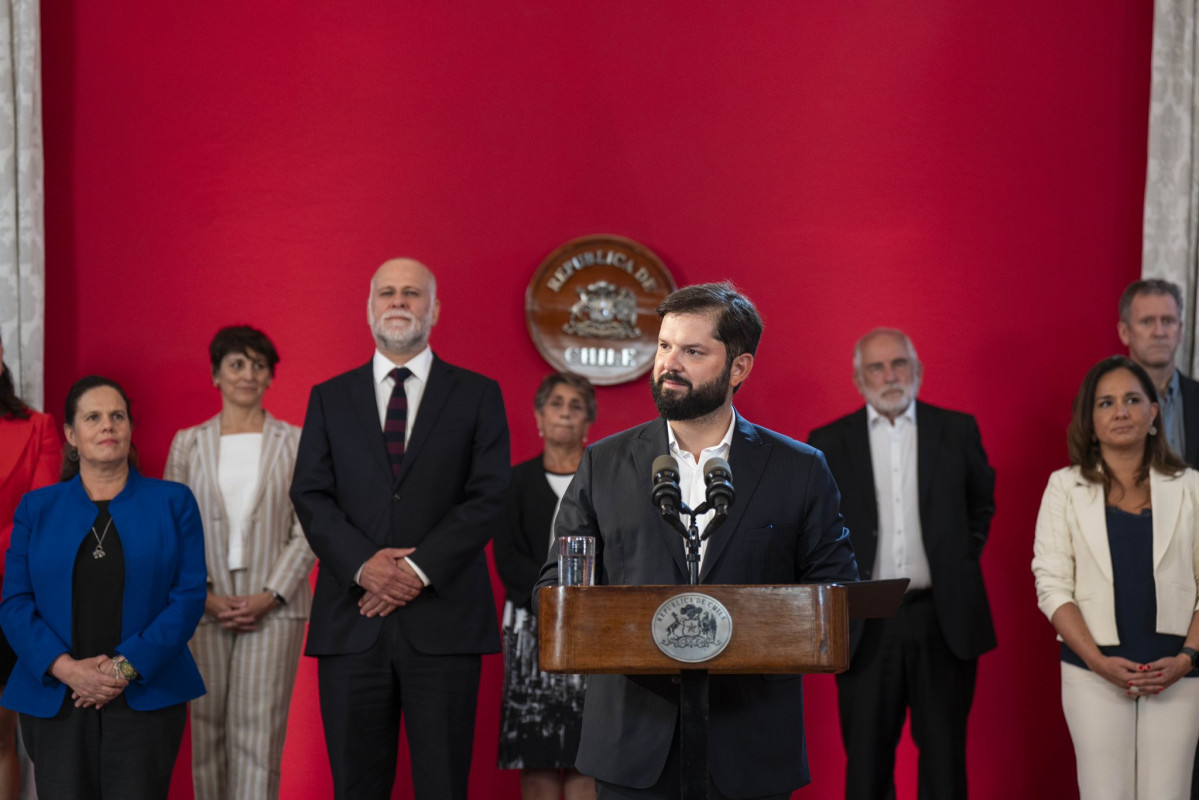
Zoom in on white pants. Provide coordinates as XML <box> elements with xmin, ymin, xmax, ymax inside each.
<box><xmin>1061</xmin><ymin>661</ymin><xmax>1199</xmax><ymax>799</ymax></box>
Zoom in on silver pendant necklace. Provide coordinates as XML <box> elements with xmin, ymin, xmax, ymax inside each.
<box><xmin>91</xmin><ymin>517</ymin><xmax>113</xmax><ymax>559</ymax></box>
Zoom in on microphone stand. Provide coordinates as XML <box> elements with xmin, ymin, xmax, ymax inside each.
<box><xmin>674</xmin><ymin>501</ymin><xmax>727</xmax><ymax>587</ymax></box>
<box><xmin>663</xmin><ymin>501</ymin><xmax>728</xmax><ymax>800</ymax></box>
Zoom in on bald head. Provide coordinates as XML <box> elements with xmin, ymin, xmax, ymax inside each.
<box><xmin>368</xmin><ymin>258</ymin><xmax>440</xmax><ymax>361</ymax></box>
<box><xmin>371</xmin><ymin>258</ymin><xmax>437</xmax><ymax>297</ymax></box>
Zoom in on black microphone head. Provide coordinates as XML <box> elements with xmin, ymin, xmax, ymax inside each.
<box><xmin>652</xmin><ymin>454</ymin><xmax>681</xmax><ymax>480</ymax></box>
<box><xmin>651</xmin><ymin>454</ymin><xmax>682</xmax><ymax>514</ymax></box>
<box><xmin>702</xmin><ymin>457</ymin><xmax>731</xmax><ymax>481</ymax></box>
<box><xmin>703</xmin><ymin>456</ymin><xmax>734</xmax><ymax>513</ymax></box>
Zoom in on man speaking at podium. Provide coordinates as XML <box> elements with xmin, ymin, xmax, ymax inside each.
<box><xmin>535</xmin><ymin>282</ymin><xmax>859</xmax><ymax>800</ymax></box>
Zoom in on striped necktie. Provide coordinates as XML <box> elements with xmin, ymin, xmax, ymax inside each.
<box><xmin>385</xmin><ymin>367</ymin><xmax>412</xmax><ymax>477</ymax></box>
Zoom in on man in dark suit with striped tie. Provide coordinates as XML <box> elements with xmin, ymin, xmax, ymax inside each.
<box><xmin>291</xmin><ymin>258</ymin><xmax>511</xmax><ymax>800</ymax></box>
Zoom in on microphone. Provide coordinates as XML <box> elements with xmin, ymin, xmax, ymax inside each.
<box><xmin>651</xmin><ymin>455</ymin><xmax>682</xmax><ymax>517</ymax></box>
<box><xmin>703</xmin><ymin>457</ymin><xmax>734</xmax><ymax>516</ymax></box>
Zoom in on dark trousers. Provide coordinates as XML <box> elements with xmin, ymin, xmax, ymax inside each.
<box><xmin>836</xmin><ymin>593</ymin><xmax>977</xmax><ymax>800</ymax></box>
<box><xmin>19</xmin><ymin>695</ymin><xmax>185</xmax><ymax>800</ymax></box>
<box><xmin>317</xmin><ymin>614</ymin><xmax>482</xmax><ymax>800</ymax></box>
<box><xmin>595</xmin><ymin>725</ymin><xmax>790</xmax><ymax>800</ymax></box>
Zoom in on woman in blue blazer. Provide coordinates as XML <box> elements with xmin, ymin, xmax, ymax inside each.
<box><xmin>0</xmin><ymin>376</ymin><xmax>206</xmax><ymax>800</ymax></box>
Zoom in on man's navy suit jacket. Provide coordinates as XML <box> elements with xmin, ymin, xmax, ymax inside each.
<box><xmin>291</xmin><ymin>355</ymin><xmax>509</xmax><ymax>658</ymax></box>
<box><xmin>535</xmin><ymin>413</ymin><xmax>858</xmax><ymax>799</ymax></box>
<box><xmin>1178</xmin><ymin>370</ymin><xmax>1199</xmax><ymax>467</ymax></box>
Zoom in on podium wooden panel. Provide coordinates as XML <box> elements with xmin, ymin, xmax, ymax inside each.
<box><xmin>538</xmin><ymin>583</ymin><xmax>850</xmax><ymax>675</ymax></box>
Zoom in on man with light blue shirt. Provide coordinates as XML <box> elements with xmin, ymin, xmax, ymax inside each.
<box><xmin>1117</xmin><ymin>278</ymin><xmax>1199</xmax><ymax>799</ymax></box>
<box><xmin>1118</xmin><ymin>278</ymin><xmax>1199</xmax><ymax>466</ymax></box>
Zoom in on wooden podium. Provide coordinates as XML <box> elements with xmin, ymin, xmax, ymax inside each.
<box><xmin>538</xmin><ymin>580</ymin><xmax>906</xmax><ymax>799</ymax></box>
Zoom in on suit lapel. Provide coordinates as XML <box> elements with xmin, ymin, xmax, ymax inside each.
<box><xmin>394</xmin><ymin>356</ymin><xmax>455</xmax><ymax>489</ymax></box>
<box><xmin>249</xmin><ymin>411</ymin><xmax>285</xmax><ymax>512</ymax></box>
<box><xmin>350</xmin><ymin>361</ymin><xmax>392</xmax><ymax>479</ymax></box>
<box><xmin>915</xmin><ymin>402</ymin><xmax>940</xmax><ymax>518</ymax></box>
<box><xmin>632</xmin><ymin>419</ymin><xmax>688</xmax><ymax>576</ymax></box>
<box><xmin>1151</xmin><ymin>469</ymin><xmax>1183</xmax><ymax>571</ymax></box>
<box><xmin>844</xmin><ymin>408</ymin><xmax>878</xmax><ymax>535</ymax></box>
<box><xmin>196</xmin><ymin>416</ymin><xmax>231</xmax><ymax>578</ymax></box>
<box><xmin>700</xmin><ymin>414</ymin><xmax>768</xmax><ymax>582</ymax></box>
<box><xmin>1071</xmin><ymin>475</ymin><xmax>1113</xmax><ymax>582</ymax></box>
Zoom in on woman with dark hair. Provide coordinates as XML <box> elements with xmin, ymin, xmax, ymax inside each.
<box><xmin>494</xmin><ymin>372</ymin><xmax>597</xmax><ymax>800</ymax></box>
<box><xmin>164</xmin><ymin>326</ymin><xmax>312</xmax><ymax>800</ymax></box>
<box><xmin>0</xmin><ymin>334</ymin><xmax>60</xmax><ymax>799</ymax></box>
<box><xmin>1033</xmin><ymin>355</ymin><xmax>1199</xmax><ymax>799</ymax></box>
<box><xmin>0</xmin><ymin>375</ymin><xmax>206</xmax><ymax>799</ymax></box>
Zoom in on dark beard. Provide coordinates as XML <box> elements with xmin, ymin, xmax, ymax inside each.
<box><xmin>650</xmin><ymin>366</ymin><xmax>730</xmax><ymax>421</ymax></box>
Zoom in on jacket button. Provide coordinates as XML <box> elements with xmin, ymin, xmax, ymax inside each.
<box><xmin>392</xmin><ymin>493</ymin><xmax>401</xmax><ymax>501</ymax></box>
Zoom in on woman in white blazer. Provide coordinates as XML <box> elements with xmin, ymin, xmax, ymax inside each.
<box><xmin>1033</xmin><ymin>355</ymin><xmax>1199</xmax><ymax>800</ymax></box>
<box><xmin>164</xmin><ymin>326</ymin><xmax>314</xmax><ymax>800</ymax></box>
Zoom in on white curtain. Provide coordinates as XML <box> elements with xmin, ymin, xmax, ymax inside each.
<box><xmin>0</xmin><ymin>0</ymin><xmax>42</xmax><ymax>411</ymax></box>
<box><xmin>1144</xmin><ymin>0</ymin><xmax>1199</xmax><ymax>372</ymax></box>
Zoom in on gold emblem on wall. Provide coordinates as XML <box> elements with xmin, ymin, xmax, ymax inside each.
<box><xmin>526</xmin><ymin>235</ymin><xmax>677</xmax><ymax>386</ymax></box>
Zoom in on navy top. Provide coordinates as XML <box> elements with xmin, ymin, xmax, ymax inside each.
<box><xmin>1062</xmin><ymin>506</ymin><xmax>1197</xmax><ymax>676</ymax></box>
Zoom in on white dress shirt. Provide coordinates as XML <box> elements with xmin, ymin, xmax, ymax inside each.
<box><xmin>372</xmin><ymin>346</ymin><xmax>434</xmax><ymax>443</ymax></box>
<box><xmin>867</xmin><ymin>401</ymin><xmax>932</xmax><ymax>590</ymax></box>
<box><xmin>667</xmin><ymin>412</ymin><xmax>736</xmax><ymax>567</ymax></box>
<box><xmin>359</xmin><ymin>345</ymin><xmax>435</xmax><ymax>587</ymax></box>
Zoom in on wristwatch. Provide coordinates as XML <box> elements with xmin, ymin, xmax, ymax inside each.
<box><xmin>1180</xmin><ymin>646</ymin><xmax>1199</xmax><ymax>669</ymax></box>
<box><xmin>111</xmin><ymin>655</ymin><xmax>139</xmax><ymax>681</ymax></box>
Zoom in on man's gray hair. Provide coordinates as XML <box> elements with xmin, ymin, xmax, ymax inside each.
<box><xmin>852</xmin><ymin>328</ymin><xmax>920</xmax><ymax>374</ymax></box>
<box><xmin>1119</xmin><ymin>278</ymin><xmax>1184</xmax><ymax>322</ymax></box>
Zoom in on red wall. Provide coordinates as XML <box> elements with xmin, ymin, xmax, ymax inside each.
<box><xmin>40</xmin><ymin>3</ymin><xmax>1152</xmax><ymax>798</ymax></box>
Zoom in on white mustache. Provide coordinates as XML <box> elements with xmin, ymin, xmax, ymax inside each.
<box><xmin>381</xmin><ymin>311</ymin><xmax>415</xmax><ymax>323</ymax></box>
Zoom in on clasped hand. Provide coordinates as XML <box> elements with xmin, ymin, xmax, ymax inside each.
<box><xmin>51</xmin><ymin>654</ymin><xmax>128</xmax><ymax>710</ymax></box>
<box><xmin>206</xmin><ymin>592</ymin><xmax>280</xmax><ymax>632</ymax></box>
<box><xmin>1093</xmin><ymin>654</ymin><xmax>1193</xmax><ymax>698</ymax></box>
<box><xmin>358</xmin><ymin>547</ymin><xmax>422</xmax><ymax>618</ymax></box>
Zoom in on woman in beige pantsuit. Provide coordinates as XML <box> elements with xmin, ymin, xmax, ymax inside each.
<box><xmin>165</xmin><ymin>326</ymin><xmax>314</xmax><ymax>800</ymax></box>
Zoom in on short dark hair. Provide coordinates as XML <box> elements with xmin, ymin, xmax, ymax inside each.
<box><xmin>1067</xmin><ymin>355</ymin><xmax>1185</xmax><ymax>493</ymax></box>
<box><xmin>209</xmin><ymin>326</ymin><xmax>280</xmax><ymax>376</ymax></box>
<box><xmin>656</xmin><ymin>282</ymin><xmax>764</xmax><ymax>361</ymax></box>
<box><xmin>533</xmin><ymin>372</ymin><xmax>596</xmax><ymax>423</ymax></box>
<box><xmin>61</xmin><ymin>375</ymin><xmax>138</xmax><ymax>481</ymax></box>
<box><xmin>1119</xmin><ymin>279</ymin><xmax>1184</xmax><ymax>323</ymax></box>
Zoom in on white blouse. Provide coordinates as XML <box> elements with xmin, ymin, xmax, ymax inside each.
<box><xmin>218</xmin><ymin>433</ymin><xmax>262</xmax><ymax>571</ymax></box>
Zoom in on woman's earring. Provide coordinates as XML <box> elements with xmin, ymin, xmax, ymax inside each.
<box><xmin>1149</xmin><ymin>424</ymin><xmax>1158</xmax><ymax>436</ymax></box>
<box><xmin>67</xmin><ymin>446</ymin><xmax>80</xmax><ymax>462</ymax></box>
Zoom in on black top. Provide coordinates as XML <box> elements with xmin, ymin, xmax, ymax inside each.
<box><xmin>1062</xmin><ymin>506</ymin><xmax>1196</xmax><ymax>676</ymax></box>
<box><xmin>494</xmin><ymin>455</ymin><xmax>566</xmax><ymax>609</ymax></box>
<box><xmin>72</xmin><ymin>501</ymin><xmax>125</xmax><ymax>659</ymax></box>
